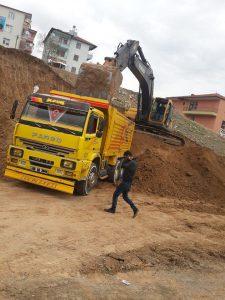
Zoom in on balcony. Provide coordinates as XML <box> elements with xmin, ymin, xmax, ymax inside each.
<box><xmin>183</xmin><ymin>106</ymin><xmax>218</xmax><ymax>117</ymax></box>
<box><xmin>22</xmin><ymin>34</ymin><xmax>35</xmax><ymax>43</ymax></box>
<box><xmin>58</xmin><ymin>42</ymin><xmax>69</xmax><ymax>49</ymax></box>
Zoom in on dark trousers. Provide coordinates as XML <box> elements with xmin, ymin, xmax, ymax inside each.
<box><xmin>111</xmin><ymin>181</ymin><xmax>137</xmax><ymax>212</ymax></box>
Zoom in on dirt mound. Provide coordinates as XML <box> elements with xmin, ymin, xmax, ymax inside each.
<box><xmin>131</xmin><ymin>132</ymin><xmax>225</xmax><ymax>206</ymax></box>
<box><xmin>81</xmin><ymin>242</ymin><xmax>225</xmax><ymax>275</ymax></box>
<box><xmin>51</xmin><ymin>67</ymin><xmax>77</xmax><ymax>87</ymax></box>
<box><xmin>0</xmin><ymin>46</ymin><xmax>75</xmax><ymax>174</ymax></box>
<box><xmin>173</xmin><ymin>113</ymin><xmax>225</xmax><ymax>156</ymax></box>
<box><xmin>75</xmin><ymin>62</ymin><xmax>123</xmax><ymax>100</ymax></box>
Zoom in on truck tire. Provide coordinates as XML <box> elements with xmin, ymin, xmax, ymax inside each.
<box><xmin>108</xmin><ymin>160</ymin><xmax>123</xmax><ymax>185</ymax></box>
<box><xmin>76</xmin><ymin>163</ymin><xmax>98</xmax><ymax>195</ymax></box>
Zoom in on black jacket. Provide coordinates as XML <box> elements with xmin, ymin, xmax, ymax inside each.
<box><xmin>121</xmin><ymin>159</ymin><xmax>137</xmax><ymax>183</ymax></box>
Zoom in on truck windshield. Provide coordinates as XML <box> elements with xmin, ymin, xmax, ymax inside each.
<box><xmin>21</xmin><ymin>101</ymin><xmax>87</xmax><ymax>131</ymax></box>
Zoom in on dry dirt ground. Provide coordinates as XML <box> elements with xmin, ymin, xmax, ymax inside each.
<box><xmin>0</xmin><ymin>178</ymin><xmax>225</xmax><ymax>299</ymax></box>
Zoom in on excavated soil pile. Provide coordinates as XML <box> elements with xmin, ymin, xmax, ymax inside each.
<box><xmin>74</xmin><ymin>63</ymin><xmax>123</xmax><ymax>100</ymax></box>
<box><xmin>51</xmin><ymin>67</ymin><xmax>77</xmax><ymax>87</ymax></box>
<box><xmin>0</xmin><ymin>46</ymin><xmax>75</xmax><ymax>174</ymax></box>
<box><xmin>81</xmin><ymin>242</ymin><xmax>225</xmax><ymax>275</ymax></box>
<box><xmin>132</xmin><ymin>132</ymin><xmax>225</xmax><ymax>209</ymax></box>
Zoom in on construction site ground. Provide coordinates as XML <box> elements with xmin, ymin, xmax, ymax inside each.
<box><xmin>1</xmin><ymin>133</ymin><xmax>225</xmax><ymax>299</ymax></box>
<box><xmin>0</xmin><ymin>177</ymin><xmax>225</xmax><ymax>299</ymax></box>
<box><xmin>1</xmin><ymin>47</ymin><xmax>225</xmax><ymax>299</ymax></box>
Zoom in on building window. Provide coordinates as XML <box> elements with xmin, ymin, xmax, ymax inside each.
<box><xmin>87</xmin><ymin>114</ymin><xmax>98</xmax><ymax>134</ymax></box>
<box><xmin>3</xmin><ymin>38</ymin><xmax>10</xmax><ymax>46</ymax></box>
<box><xmin>8</xmin><ymin>11</ymin><xmax>15</xmax><ymax>20</ymax></box>
<box><xmin>59</xmin><ymin>37</ymin><xmax>69</xmax><ymax>45</ymax></box>
<box><xmin>221</xmin><ymin>121</ymin><xmax>225</xmax><ymax>130</ymax></box>
<box><xmin>56</xmin><ymin>49</ymin><xmax>67</xmax><ymax>58</ymax></box>
<box><xmin>188</xmin><ymin>101</ymin><xmax>198</xmax><ymax>111</ymax></box>
<box><xmin>71</xmin><ymin>67</ymin><xmax>76</xmax><ymax>73</ymax></box>
<box><xmin>5</xmin><ymin>24</ymin><xmax>13</xmax><ymax>33</ymax></box>
<box><xmin>190</xmin><ymin>115</ymin><xmax>195</xmax><ymax>121</ymax></box>
<box><xmin>76</xmin><ymin>42</ymin><xmax>81</xmax><ymax>49</ymax></box>
<box><xmin>73</xmin><ymin>54</ymin><xmax>79</xmax><ymax>61</ymax></box>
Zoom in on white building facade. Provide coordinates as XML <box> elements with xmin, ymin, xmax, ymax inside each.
<box><xmin>0</xmin><ymin>4</ymin><xmax>36</xmax><ymax>54</ymax></box>
<box><xmin>42</xmin><ymin>27</ymin><xmax>97</xmax><ymax>74</ymax></box>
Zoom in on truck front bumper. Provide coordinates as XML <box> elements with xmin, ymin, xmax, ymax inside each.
<box><xmin>5</xmin><ymin>166</ymin><xmax>75</xmax><ymax>194</ymax></box>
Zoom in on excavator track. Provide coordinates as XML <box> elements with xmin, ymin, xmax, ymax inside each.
<box><xmin>135</xmin><ymin>123</ymin><xmax>185</xmax><ymax>146</ymax></box>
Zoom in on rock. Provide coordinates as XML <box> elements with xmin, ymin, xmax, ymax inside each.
<box><xmin>185</xmin><ymin>172</ymin><xmax>193</xmax><ymax>177</ymax></box>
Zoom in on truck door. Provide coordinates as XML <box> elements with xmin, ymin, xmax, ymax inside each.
<box><xmin>83</xmin><ymin>113</ymin><xmax>102</xmax><ymax>158</ymax></box>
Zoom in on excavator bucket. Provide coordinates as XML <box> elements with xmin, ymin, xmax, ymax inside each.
<box><xmin>74</xmin><ymin>61</ymin><xmax>133</xmax><ymax>112</ymax></box>
<box><xmin>75</xmin><ymin>62</ymin><xmax>122</xmax><ymax>100</ymax></box>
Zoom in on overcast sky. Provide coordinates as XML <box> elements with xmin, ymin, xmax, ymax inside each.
<box><xmin>2</xmin><ymin>0</ymin><xmax>225</xmax><ymax>96</ymax></box>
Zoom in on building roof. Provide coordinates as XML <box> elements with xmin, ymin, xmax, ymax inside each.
<box><xmin>29</xmin><ymin>28</ymin><xmax>37</xmax><ymax>34</ymax></box>
<box><xmin>169</xmin><ymin>93</ymin><xmax>225</xmax><ymax>101</ymax></box>
<box><xmin>0</xmin><ymin>4</ymin><xmax>32</xmax><ymax>17</ymax></box>
<box><xmin>44</xmin><ymin>28</ymin><xmax>97</xmax><ymax>50</ymax></box>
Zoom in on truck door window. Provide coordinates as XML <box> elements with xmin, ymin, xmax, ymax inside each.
<box><xmin>98</xmin><ymin>118</ymin><xmax>105</xmax><ymax>132</ymax></box>
<box><xmin>87</xmin><ymin>114</ymin><xmax>98</xmax><ymax>134</ymax></box>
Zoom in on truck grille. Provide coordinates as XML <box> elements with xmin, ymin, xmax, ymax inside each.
<box><xmin>20</xmin><ymin>138</ymin><xmax>74</xmax><ymax>156</ymax></box>
<box><xmin>29</xmin><ymin>156</ymin><xmax>54</xmax><ymax>169</ymax></box>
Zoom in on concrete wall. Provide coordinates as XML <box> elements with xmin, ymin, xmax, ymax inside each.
<box><xmin>0</xmin><ymin>6</ymin><xmax>25</xmax><ymax>49</ymax></box>
<box><xmin>214</xmin><ymin>100</ymin><xmax>225</xmax><ymax>133</ymax></box>
<box><xmin>65</xmin><ymin>40</ymin><xmax>90</xmax><ymax>73</ymax></box>
<box><xmin>186</xmin><ymin>115</ymin><xmax>216</xmax><ymax>130</ymax></box>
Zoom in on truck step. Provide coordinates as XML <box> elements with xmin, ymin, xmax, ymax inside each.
<box><xmin>99</xmin><ymin>169</ymin><xmax>108</xmax><ymax>179</ymax></box>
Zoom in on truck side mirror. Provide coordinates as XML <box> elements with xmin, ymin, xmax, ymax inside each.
<box><xmin>99</xmin><ymin>119</ymin><xmax>106</xmax><ymax>131</ymax></box>
<box><xmin>10</xmin><ymin>100</ymin><xmax>19</xmax><ymax>119</ymax></box>
<box><xmin>96</xmin><ymin>131</ymin><xmax>103</xmax><ymax>138</ymax></box>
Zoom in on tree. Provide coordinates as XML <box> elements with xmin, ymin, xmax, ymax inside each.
<box><xmin>34</xmin><ymin>32</ymin><xmax>60</xmax><ymax>62</ymax></box>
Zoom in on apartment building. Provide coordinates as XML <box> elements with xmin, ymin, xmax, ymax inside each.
<box><xmin>170</xmin><ymin>93</ymin><xmax>225</xmax><ymax>136</ymax></box>
<box><xmin>42</xmin><ymin>26</ymin><xmax>97</xmax><ymax>74</ymax></box>
<box><xmin>0</xmin><ymin>4</ymin><xmax>36</xmax><ymax>54</ymax></box>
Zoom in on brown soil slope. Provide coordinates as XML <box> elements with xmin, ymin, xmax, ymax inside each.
<box><xmin>132</xmin><ymin>132</ymin><xmax>225</xmax><ymax>211</ymax></box>
<box><xmin>0</xmin><ymin>47</ymin><xmax>225</xmax><ymax>208</ymax></box>
<box><xmin>0</xmin><ymin>46</ymin><xmax>75</xmax><ymax>174</ymax></box>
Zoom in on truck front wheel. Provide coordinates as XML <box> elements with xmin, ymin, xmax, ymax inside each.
<box><xmin>76</xmin><ymin>163</ymin><xmax>98</xmax><ymax>195</ymax></box>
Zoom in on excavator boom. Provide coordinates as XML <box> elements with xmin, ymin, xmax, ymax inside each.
<box><xmin>110</xmin><ymin>40</ymin><xmax>185</xmax><ymax>145</ymax></box>
<box><xmin>113</xmin><ymin>40</ymin><xmax>154</xmax><ymax>122</ymax></box>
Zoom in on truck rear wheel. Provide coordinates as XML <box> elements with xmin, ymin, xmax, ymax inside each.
<box><xmin>108</xmin><ymin>160</ymin><xmax>123</xmax><ymax>185</ymax></box>
<box><xmin>76</xmin><ymin>163</ymin><xmax>98</xmax><ymax>195</ymax></box>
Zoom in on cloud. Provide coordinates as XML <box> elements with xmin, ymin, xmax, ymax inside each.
<box><xmin>1</xmin><ymin>0</ymin><xmax>225</xmax><ymax>96</ymax></box>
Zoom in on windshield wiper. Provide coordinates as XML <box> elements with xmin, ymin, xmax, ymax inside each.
<box><xmin>20</xmin><ymin>119</ymin><xmax>79</xmax><ymax>135</ymax></box>
<box><xmin>48</xmin><ymin>125</ymin><xmax>76</xmax><ymax>135</ymax></box>
<box><xmin>48</xmin><ymin>125</ymin><xmax>59</xmax><ymax>131</ymax></box>
<box><xmin>34</xmin><ymin>122</ymin><xmax>42</xmax><ymax>128</ymax></box>
<box><xmin>62</xmin><ymin>128</ymin><xmax>77</xmax><ymax>135</ymax></box>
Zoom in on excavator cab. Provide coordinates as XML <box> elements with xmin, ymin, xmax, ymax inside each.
<box><xmin>150</xmin><ymin>98</ymin><xmax>173</xmax><ymax>128</ymax></box>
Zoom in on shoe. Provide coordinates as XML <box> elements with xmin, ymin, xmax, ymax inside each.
<box><xmin>133</xmin><ymin>208</ymin><xmax>139</xmax><ymax>218</ymax></box>
<box><xmin>104</xmin><ymin>208</ymin><xmax>115</xmax><ymax>214</ymax></box>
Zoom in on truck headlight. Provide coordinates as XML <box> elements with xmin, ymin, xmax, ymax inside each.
<box><xmin>61</xmin><ymin>159</ymin><xmax>76</xmax><ymax>170</ymax></box>
<box><xmin>10</xmin><ymin>147</ymin><xmax>24</xmax><ymax>158</ymax></box>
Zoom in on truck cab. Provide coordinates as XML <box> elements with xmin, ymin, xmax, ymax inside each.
<box><xmin>5</xmin><ymin>92</ymin><xmax>135</xmax><ymax>195</ymax></box>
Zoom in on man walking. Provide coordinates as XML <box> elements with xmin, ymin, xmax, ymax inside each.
<box><xmin>104</xmin><ymin>150</ymin><xmax>139</xmax><ymax>218</ymax></box>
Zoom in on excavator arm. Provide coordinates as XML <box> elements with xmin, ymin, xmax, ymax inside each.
<box><xmin>106</xmin><ymin>40</ymin><xmax>184</xmax><ymax>146</ymax></box>
<box><xmin>112</xmin><ymin>40</ymin><xmax>154</xmax><ymax>123</ymax></box>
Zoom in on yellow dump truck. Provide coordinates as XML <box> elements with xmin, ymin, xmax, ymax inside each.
<box><xmin>5</xmin><ymin>91</ymin><xmax>135</xmax><ymax>195</ymax></box>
